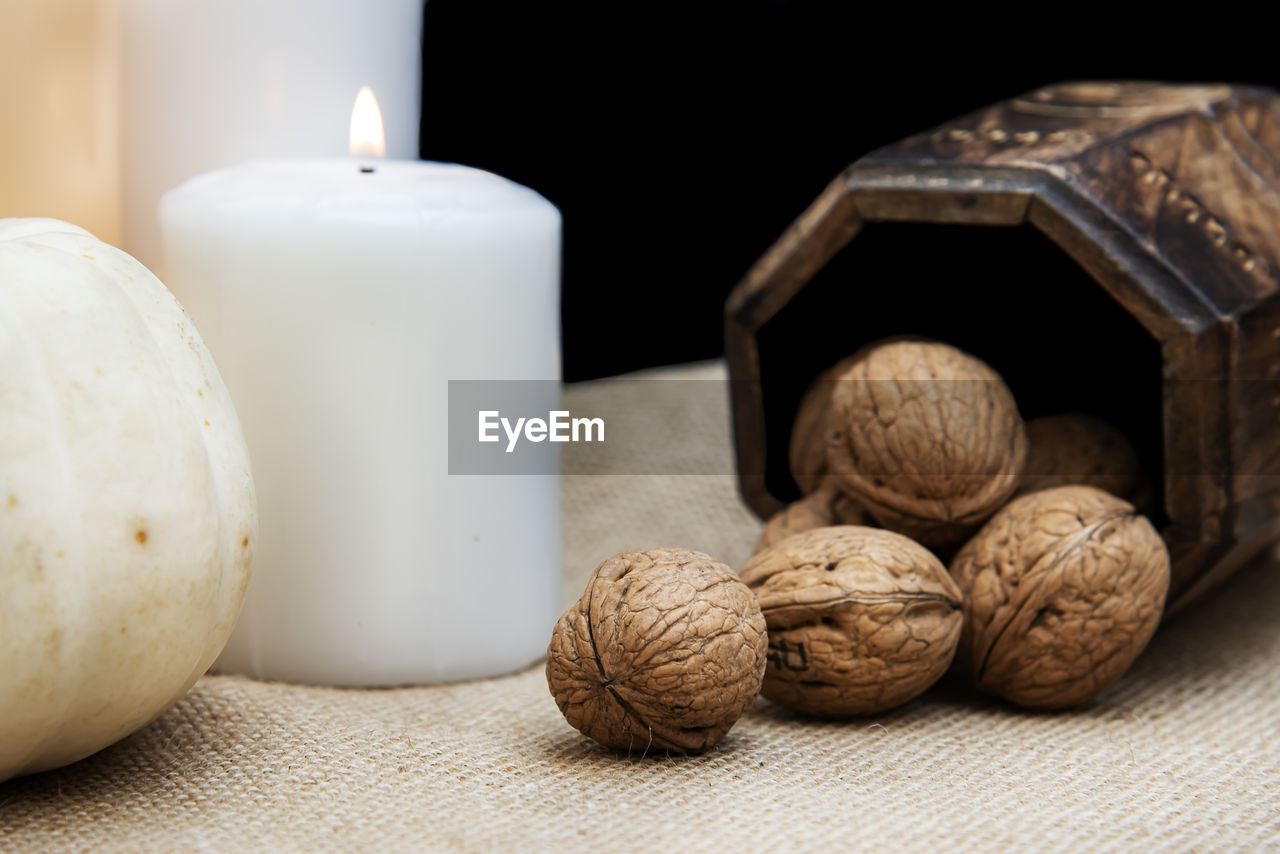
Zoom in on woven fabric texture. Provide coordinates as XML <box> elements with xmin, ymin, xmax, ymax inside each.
<box><xmin>2</xmin><ymin>361</ymin><xmax>1279</xmax><ymax>851</ymax></box>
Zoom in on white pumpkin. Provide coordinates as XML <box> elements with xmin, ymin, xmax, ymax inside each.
<box><xmin>0</xmin><ymin>218</ymin><xmax>256</xmax><ymax>781</ymax></box>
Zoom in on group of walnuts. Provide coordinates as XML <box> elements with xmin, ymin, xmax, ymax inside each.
<box><xmin>546</xmin><ymin>339</ymin><xmax>1172</xmax><ymax>755</ymax></box>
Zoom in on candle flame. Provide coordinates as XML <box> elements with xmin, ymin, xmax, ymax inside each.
<box><xmin>349</xmin><ymin>86</ymin><xmax>386</xmax><ymax>160</ymax></box>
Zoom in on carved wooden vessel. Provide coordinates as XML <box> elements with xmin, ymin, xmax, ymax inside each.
<box><xmin>726</xmin><ymin>82</ymin><xmax>1280</xmax><ymax>615</ymax></box>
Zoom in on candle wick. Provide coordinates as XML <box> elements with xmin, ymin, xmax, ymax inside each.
<box><xmin>359</xmin><ymin>164</ymin><xmax>376</xmax><ymax>174</ymax></box>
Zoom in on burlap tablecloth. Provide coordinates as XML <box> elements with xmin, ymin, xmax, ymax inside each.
<box><xmin>3</xmin><ymin>361</ymin><xmax>1279</xmax><ymax>851</ymax></box>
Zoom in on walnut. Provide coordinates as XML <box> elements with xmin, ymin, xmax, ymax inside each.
<box><xmin>739</xmin><ymin>526</ymin><xmax>963</xmax><ymax>717</ymax></box>
<box><xmin>950</xmin><ymin>485</ymin><xmax>1170</xmax><ymax>709</ymax></box>
<box><xmin>753</xmin><ymin>482</ymin><xmax>866</xmax><ymax>555</ymax></box>
<box><xmin>789</xmin><ymin>356</ymin><xmax>859</xmax><ymax>494</ymax></box>
<box><xmin>1016</xmin><ymin>414</ymin><xmax>1152</xmax><ymax>510</ymax></box>
<box><xmin>546</xmin><ymin>548</ymin><xmax>767</xmax><ymax>754</ymax></box>
<box><xmin>825</xmin><ymin>340</ymin><xmax>1027</xmax><ymax>551</ymax></box>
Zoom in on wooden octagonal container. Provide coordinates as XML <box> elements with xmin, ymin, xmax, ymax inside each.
<box><xmin>726</xmin><ymin>82</ymin><xmax>1280</xmax><ymax>616</ymax></box>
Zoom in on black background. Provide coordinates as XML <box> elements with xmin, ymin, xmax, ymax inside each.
<box><xmin>421</xmin><ymin>3</ymin><xmax>1276</xmax><ymax>381</ymax></box>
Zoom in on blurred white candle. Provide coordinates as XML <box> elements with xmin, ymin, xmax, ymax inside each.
<box><xmin>0</xmin><ymin>0</ymin><xmax>120</xmax><ymax>244</ymax></box>
<box><xmin>160</xmin><ymin>91</ymin><xmax>562</xmax><ymax>686</ymax></box>
<box><xmin>121</xmin><ymin>0</ymin><xmax>421</xmax><ymax>272</ymax></box>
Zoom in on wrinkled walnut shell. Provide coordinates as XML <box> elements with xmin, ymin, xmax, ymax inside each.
<box><xmin>740</xmin><ymin>526</ymin><xmax>963</xmax><ymax>717</ymax></box>
<box><xmin>1016</xmin><ymin>414</ymin><xmax>1152</xmax><ymax>510</ymax></box>
<box><xmin>789</xmin><ymin>356</ymin><xmax>860</xmax><ymax>495</ymax></box>
<box><xmin>825</xmin><ymin>340</ymin><xmax>1027</xmax><ymax>551</ymax></box>
<box><xmin>753</xmin><ymin>482</ymin><xmax>866</xmax><ymax>555</ymax></box>
<box><xmin>546</xmin><ymin>548</ymin><xmax>767</xmax><ymax>754</ymax></box>
<box><xmin>950</xmin><ymin>485</ymin><xmax>1170</xmax><ymax>709</ymax></box>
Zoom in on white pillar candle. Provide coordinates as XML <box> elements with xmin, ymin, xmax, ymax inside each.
<box><xmin>121</xmin><ymin>0</ymin><xmax>422</xmax><ymax>272</ymax></box>
<box><xmin>159</xmin><ymin>99</ymin><xmax>561</xmax><ymax>686</ymax></box>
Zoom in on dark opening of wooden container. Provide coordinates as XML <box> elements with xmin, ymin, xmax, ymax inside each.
<box><xmin>726</xmin><ymin>82</ymin><xmax>1280</xmax><ymax>617</ymax></box>
<box><xmin>755</xmin><ymin>222</ymin><xmax>1167</xmax><ymax>528</ymax></box>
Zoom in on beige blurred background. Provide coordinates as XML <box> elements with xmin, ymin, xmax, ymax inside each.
<box><xmin>0</xmin><ymin>0</ymin><xmax>121</xmax><ymax>245</ymax></box>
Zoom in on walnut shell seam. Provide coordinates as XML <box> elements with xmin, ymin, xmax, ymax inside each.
<box><xmin>968</xmin><ymin>505</ymin><xmax>1134</xmax><ymax>685</ymax></box>
<box><xmin>579</xmin><ymin>577</ymin><xmax>743</xmax><ymax>752</ymax></box>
